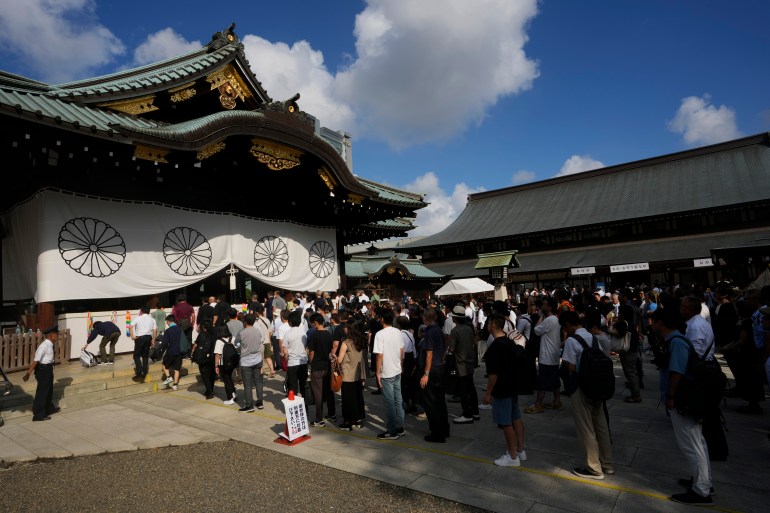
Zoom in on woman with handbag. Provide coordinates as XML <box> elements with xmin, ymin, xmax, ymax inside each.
<box><xmin>336</xmin><ymin>319</ymin><xmax>368</xmax><ymax>431</ymax></box>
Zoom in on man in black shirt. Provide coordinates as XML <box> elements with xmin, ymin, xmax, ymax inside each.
<box><xmin>419</xmin><ymin>308</ymin><xmax>449</xmax><ymax>443</ymax></box>
<box><xmin>197</xmin><ymin>296</ymin><xmax>215</xmax><ymax>330</ymax></box>
<box><xmin>308</xmin><ymin>313</ymin><xmax>336</xmax><ymax>426</ymax></box>
<box><xmin>483</xmin><ymin>313</ymin><xmax>526</xmax><ymax>466</ymax></box>
<box><xmin>213</xmin><ymin>294</ymin><xmax>231</xmax><ymax>327</ymax></box>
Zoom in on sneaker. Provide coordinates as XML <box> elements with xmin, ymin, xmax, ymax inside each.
<box><xmin>98</xmin><ymin>362</ymin><xmax>109</xmax><ymax>366</ymax></box>
<box><xmin>353</xmin><ymin>420</ymin><xmax>365</xmax><ymax>429</ymax></box>
<box><xmin>453</xmin><ymin>416</ymin><xmax>474</xmax><ymax>424</ymax></box>
<box><xmin>572</xmin><ymin>467</ymin><xmax>604</xmax><ymax>480</ymax></box>
<box><xmin>671</xmin><ymin>490</ymin><xmax>713</xmax><ymax>506</ymax></box>
<box><xmin>325</xmin><ymin>415</ymin><xmax>337</xmax><ymax>422</ymax></box>
<box><xmin>396</xmin><ymin>428</ymin><xmax>406</xmax><ymax>437</ymax></box>
<box><xmin>310</xmin><ymin>420</ymin><xmax>326</xmax><ymax>427</ymax></box>
<box><xmin>678</xmin><ymin>478</ymin><xmax>716</xmax><ymax>496</ymax></box>
<box><xmin>223</xmin><ymin>399</ymin><xmax>235</xmax><ymax>405</ymax></box>
<box><xmin>172</xmin><ymin>384</ymin><xmax>178</xmax><ymax>391</ymax></box>
<box><xmin>416</xmin><ymin>412</ymin><xmax>427</xmax><ymax>420</ymax></box>
<box><xmin>163</xmin><ymin>376</ymin><xmax>174</xmax><ymax>385</ymax></box>
<box><xmin>338</xmin><ymin>423</ymin><xmax>353</xmax><ymax>431</ymax></box>
<box><xmin>256</xmin><ymin>401</ymin><xmax>264</xmax><ymax>410</ymax></box>
<box><xmin>602</xmin><ymin>467</ymin><xmax>615</xmax><ymax>475</ymax></box>
<box><xmin>238</xmin><ymin>406</ymin><xmax>255</xmax><ymax>413</ymax></box>
<box><xmin>494</xmin><ymin>452</ymin><xmax>521</xmax><ymax>467</ymax></box>
<box><xmin>478</xmin><ymin>403</ymin><xmax>492</xmax><ymax>410</ymax></box>
<box><xmin>377</xmin><ymin>431</ymin><xmax>399</xmax><ymax>440</ymax></box>
<box><xmin>543</xmin><ymin>401</ymin><xmax>564</xmax><ymax>410</ymax></box>
<box><xmin>516</xmin><ymin>449</ymin><xmax>528</xmax><ymax>461</ymax></box>
<box><xmin>523</xmin><ymin>404</ymin><xmax>544</xmax><ymax>414</ymax></box>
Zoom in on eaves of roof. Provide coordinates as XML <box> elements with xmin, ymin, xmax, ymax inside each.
<box><xmin>357</xmin><ymin>177</ymin><xmax>427</xmax><ymax>208</ymax></box>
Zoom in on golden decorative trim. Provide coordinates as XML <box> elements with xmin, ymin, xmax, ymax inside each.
<box><xmin>197</xmin><ymin>141</ymin><xmax>226</xmax><ymax>160</ymax></box>
<box><xmin>205</xmin><ymin>64</ymin><xmax>253</xmax><ymax>101</ymax></box>
<box><xmin>318</xmin><ymin>167</ymin><xmax>337</xmax><ymax>191</ymax></box>
<box><xmin>249</xmin><ymin>138</ymin><xmax>302</xmax><ymax>171</ymax></box>
<box><xmin>98</xmin><ymin>95</ymin><xmax>158</xmax><ymax>115</ymax></box>
<box><xmin>170</xmin><ymin>87</ymin><xmax>197</xmax><ymax>103</ymax></box>
<box><xmin>347</xmin><ymin>193</ymin><xmax>365</xmax><ymax>205</ymax></box>
<box><xmin>134</xmin><ymin>145</ymin><xmax>169</xmax><ymax>163</ymax></box>
<box><xmin>168</xmin><ymin>82</ymin><xmax>196</xmax><ymax>93</ymax></box>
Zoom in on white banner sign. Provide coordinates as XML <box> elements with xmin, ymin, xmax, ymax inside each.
<box><xmin>693</xmin><ymin>258</ymin><xmax>714</xmax><ymax>268</ymax></box>
<box><xmin>571</xmin><ymin>267</ymin><xmax>595</xmax><ymax>276</ymax></box>
<box><xmin>2</xmin><ymin>190</ymin><xmax>339</xmax><ymax>302</ymax></box>
<box><xmin>280</xmin><ymin>396</ymin><xmax>310</xmax><ymax>441</ymax></box>
<box><xmin>610</xmin><ymin>262</ymin><xmax>650</xmax><ymax>273</ymax></box>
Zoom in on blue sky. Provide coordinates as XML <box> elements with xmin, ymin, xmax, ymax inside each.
<box><xmin>0</xmin><ymin>0</ymin><xmax>767</xmax><ymax>236</ymax></box>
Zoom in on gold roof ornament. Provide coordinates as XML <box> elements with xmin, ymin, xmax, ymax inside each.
<box><xmin>134</xmin><ymin>144</ymin><xmax>170</xmax><ymax>163</ymax></box>
<box><xmin>249</xmin><ymin>138</ymin><xmax>302</xmax><ymax>170</ymax></box>
<box><xmin>97</xmin><ymin>95</ymin><xmax>158</xmax><ymax>115</ymax></box>
<box><xmin>318</xmin><ymin>167</ymin><xmax>338</xmax><ymax>191</ymax></box>
<box><xmin>347</xmin><ymin>193</ymin><xmax>365</xmax><ymax>205</ymax></box>
<box><xmin>197</xmin><ymin>141</ymin><xmax>226</xmax><ymax>160</ymax></box>
<box><xmin>206</xmin><ymin>64</ymin><xmax>253</xmax><ymax>110</ymax></box>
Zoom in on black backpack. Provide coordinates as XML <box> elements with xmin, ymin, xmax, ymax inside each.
<box><xmin>673</xmin><ymin>336</ymin><xmax>726</xmax><ymax>420</ymax></box>
<box><xmin>511</xmin><ymin>343</ymin><xmax>534</xmax><ymax>395</ymax></box>
<box><xmin>574</xmin><ymin>334</ymin><xmax>616</xmax><ymax>401</ymax></box>
<box><xmin>220</xmin><ymin>340</ymin><xmax>240</xmax><ymax>372</ymax></box>
<box><xmin>192</xmin><ymin>333</ymin><xmax>212</xmax><ymax>365</ymax></box>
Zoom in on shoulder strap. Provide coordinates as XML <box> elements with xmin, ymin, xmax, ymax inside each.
<box><xmin>572</xmin><ymin>333</ymin><xmax>589</xmax><ymax>350</ymax></box>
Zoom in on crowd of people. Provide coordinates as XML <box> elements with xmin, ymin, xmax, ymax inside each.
<box><xmin>23</xmin><ymin>282</ymin><xmax>770</xmax><ymax>507</ymax></box>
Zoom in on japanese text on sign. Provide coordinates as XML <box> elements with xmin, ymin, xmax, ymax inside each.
<box><xmin>609</xmin><ymin>262</ymin><xmax>649</xmax><ymax>273</ymax></box>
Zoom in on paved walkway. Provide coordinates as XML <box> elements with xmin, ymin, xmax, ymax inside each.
<box><xmin>1</xmin><ymin>357</ymin><xmax>768</xmax><ymax>513</ymax></box>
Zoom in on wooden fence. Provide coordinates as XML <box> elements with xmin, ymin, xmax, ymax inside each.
<box><xmin>0</xmin><ymin>330</ymin><xmax>72</xmax><ymax>373</ymax></box>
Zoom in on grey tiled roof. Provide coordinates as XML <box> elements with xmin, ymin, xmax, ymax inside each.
<box><xmin>404</xmin><ymin>134</ymin><xmax>770</xmax><ymax>250</ymax></box>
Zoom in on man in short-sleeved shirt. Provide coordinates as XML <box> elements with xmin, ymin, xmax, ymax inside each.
<box><xmin>419</xmin><ymin>308</ymin><xmax>449</xmax><ymax>442</ymax></box>
<box><xmin>374</xmin><ymin>310</ymin><xmax>405</xmax><ymax>439</ymax></box>
<box><xmin>308</xmin><ymin>313</ymin><xmax>336</xmax><ymax>425</ymax></box>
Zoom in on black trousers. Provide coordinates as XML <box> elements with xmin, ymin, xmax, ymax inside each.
<box><xmin>33</xmin><ymin>364</ymin><xmax>55</xmax><ymax>419</ymax></box>
<box><xmin>310</xmin><ymin>368</ymin><xmax>336</xmax><ymax>421</ymax></box>
<box><xmin>133</xmin><ymin>335</ymin><xmax>152</xmax><ymax>376</ymax></box>
<box><xmin>341</xmin><ymin>380</ymin><xmax>365</xmax><ymax>423</ymax></box>
<box><xmin>199</xmin><ymin>361</ymin><xmax>215</xmax><ymax>396</ymax></box>
<box><xmin>422</xmin><ymin>367</ymin><xmax>450</xmax><ymax>438</ymax></box>
<box><xmin>457</xmin><ymin>373</ymin><xmax>479</xmax><ymax>418</ymax></box>
<box><xmin>287</xmin><ymin>364</ymin><xmax>308</xmax><ymax>397</ymax></box>
<box><xmin>220</xmin><ymin>367</ymin><xmax>235</xmax><ymax>401</ymax></box>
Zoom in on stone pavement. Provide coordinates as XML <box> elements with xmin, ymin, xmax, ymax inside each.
<box><xmin>1</xmin><ymin>356</ymin><xmax>768</xmax><ymax>513</ymax></box>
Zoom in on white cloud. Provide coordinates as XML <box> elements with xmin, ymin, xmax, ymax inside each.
<box><xmin>555</xmin><ymin>155</ymin><xmax>605</xmax><ymax>177</ymax></box>
<box><xmin>244</xmin><ymin>0</ymin><xmax>539</xmax><ymax>147</ymax></box>
<box><xmin>0</xmin><ymin>0</ymin><xmax>125</xmax><ymax>83</ymax></box>
<box><xmin>403</xmin><ymin>172</ymin><xmax>484</xmax><ymax>237</ymax></box>
<box><xmin>242</xmin><ymin>35</ymin><xmax>357</xmax><ymax>133</ymax></box>
<box><xmin>512</xmin><ymin>170</ymin><xmax>535</xmax><ymax>184</ymax></box>
<box><xmin>668</xmin><ymin>95</ymin><xmax>743</xmax><ymax>146</ymax></box>
<box><xmin>133</xmin><ymin>28</ymin><xmax>201</xmax><ymax>66</ymax></box>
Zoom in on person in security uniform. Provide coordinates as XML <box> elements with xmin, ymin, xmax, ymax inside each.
<box><xmin>22</xmin><ymin>325</ymin><xmax>61</xmax><ymax>421</ymax></box>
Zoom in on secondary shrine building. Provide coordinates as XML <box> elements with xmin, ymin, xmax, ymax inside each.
<box><xmin>403</xmin><ymin>133</ymin><xmax>770</xmax><ymax>295</ymax></box>
<box><xmin>0</xmin><ymin>24</ymin><xmax>425</xmax><ymax>329</ymax></box>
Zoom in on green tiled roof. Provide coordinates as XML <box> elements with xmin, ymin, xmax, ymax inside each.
<box><xmin>357</xmin><ymin>177</ymin><xmax>426</xmax><ymax>207</ymax></box>
<box><xmin>345</xmin><ymin>255</ymin><xmax>444</xmax><ymax>279</ymax></box>
<box><xmin>365</xmin><ymin>218</ymin><xmax>415</xmax><ymax>230</ymax></box>
<box><xmin>475</xmin><ymin>250</ymin><xmax>519</xmax><ymax>269</ymax></box>
<box><xmin>0</xmin><ymin>87</ymin><xmax>161</xmax><ymax>134</ymax></box>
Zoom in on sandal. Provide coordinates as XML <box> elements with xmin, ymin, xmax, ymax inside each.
<box><xmin>543</xmin><ymin>401</ymin><xmax>563</xmax><ymax>410</ymax></box>
<box><xmin>623</xmin><ymin>396</ymin><xmax>642</xmax><ymax>403</ymax></box>
<box><xmin>523</xmin><ymin>404</ymin><xmax>544</xmax><ymax>414</ymax></box>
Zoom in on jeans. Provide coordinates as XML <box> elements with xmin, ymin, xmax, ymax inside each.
<box><xmin>241</xmin><ymin>363</ymin><xmax>264</xmax><ymax>407</ymax></box>
<box><xmin>132</xmin><ymin>335</ymin><xmax>152</xmax><ymax>376</ymax></box>
<box><xmin>381</xmin><ymin>374</ymin><xmax>404</xmax><ymax>434</ymax></box>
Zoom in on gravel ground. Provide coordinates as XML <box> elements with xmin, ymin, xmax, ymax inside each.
<box><xmin>0</xmin><ymin>441</ymin><xmax>486</xmax><ymax>513</ymax></box>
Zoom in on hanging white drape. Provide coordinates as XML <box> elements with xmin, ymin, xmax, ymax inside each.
<box><xmin>2</xmin><ymin>190</ymin><xmax>339</xmax><ymax>302</ymax></box>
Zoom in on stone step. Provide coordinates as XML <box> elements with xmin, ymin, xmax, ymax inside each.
<box><xmin>0</xmin><ymin>370</ymin><xmax>201</xmax><ymax>421</ymax></box>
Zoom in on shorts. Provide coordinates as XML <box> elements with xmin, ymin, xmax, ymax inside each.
<box><xmin>163</xmin><ymin>353</ymin><xmax>182</xmax><ymax>371</ymax></box>
<box><xmin>492</xmin><ymin>396</ymin><xmax>521</xmax><ymax>427</ymax></box>
<box><xmin>263</xmin><ymin>342</ymin><xmax>273</xmax><ymax>359</ymax></box>
<box><xmin>537</xmin><ymin>363</ymin><xmax>560</xmax><ymax>391</ymax></box>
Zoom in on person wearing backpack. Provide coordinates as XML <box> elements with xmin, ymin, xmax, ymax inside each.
<box><xmin>214</xmin><ymin>325</ymin><xmax>239</xmax><ymax>405</ymax></box>
<box><xmin>651</xmin><ymin>308</ymin><xmax>715</xmax><ymax>506</ymax></box>
<box><xmin>191</xmin><ymin>321</ymin><xmax>216</xmax><ymax>399</ymax></box>
<box><xmin>160</xmin><ymin>315</ymin><xmax>184</xmax><ymax>391</ymax></box>
<box><xmin>559</xmin><ymin>310</ymin><xmax>614</xmax><ymax>480</ymax></box>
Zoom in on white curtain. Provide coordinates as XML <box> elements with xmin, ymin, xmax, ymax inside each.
<box><xmin>2</xmin><ymin>190</ymin><xmax>339</xmax><ymax>302</ymax></box>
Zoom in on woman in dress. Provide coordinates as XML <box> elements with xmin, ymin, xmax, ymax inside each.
<box><xmin>336</xmin><ymin>318</ymin><xmax>368</xmax><ymax>430</ymax></box>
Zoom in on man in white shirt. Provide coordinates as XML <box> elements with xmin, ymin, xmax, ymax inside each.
<box><xmin>282</xmin><ymin>310</ymin><xmax>308</xmax><ymax>397</ymax></box>
<box><xmin>374</xmin><ymin>310</ymin><xmax>405</xmax><ymax>440</ymax></box>
<box><xmin>681</xmin><ymin>296</ymin><xmax>715</xmax><ymax>360</ymax></box>
<box><xmin>526</xmin><ymin>297</ymin><xmax>562</xmax><ymax>413</ymax></box>
<box><xmin>130</xmin><ymin>305</ymin><xmax>157</xmax><ymax>381</ymax></box>
<box><xmin>23</xmin><ymin>325</ymin><xmax>60</xmax><ymax>421</ymax></box>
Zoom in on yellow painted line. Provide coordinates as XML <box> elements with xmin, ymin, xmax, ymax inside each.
<box><xmin>151</xmin><ymin>391</ymin><xmax>741</xmax><ymax>513</ymax></box>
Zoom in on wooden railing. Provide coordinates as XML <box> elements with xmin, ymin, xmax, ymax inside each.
<box><xmin>0</xmin><ymin>330</ymin><xmax>72</xmax><ymax>373</ymax></box>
